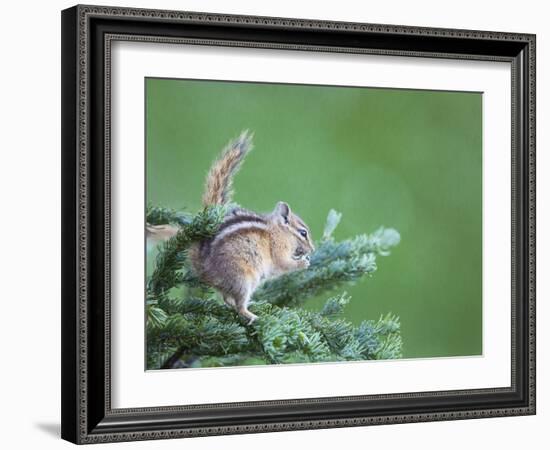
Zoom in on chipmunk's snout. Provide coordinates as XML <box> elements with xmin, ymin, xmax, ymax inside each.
<box><xmin>303</xmin><ymin>240</ymin><xmax>315</xmax><ymax>255</ymax></box>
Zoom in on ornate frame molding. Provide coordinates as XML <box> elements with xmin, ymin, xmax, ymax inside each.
<box><xmin>61</xmin><ymin>4</ymin><xmax>536</xmax><ymax>444</ymax></box>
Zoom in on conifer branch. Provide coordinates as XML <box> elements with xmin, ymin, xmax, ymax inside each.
<box><xmin>145</xmin><ymin>207</ymin><xmax>402</xmax><ymax>369</ymax></box>
<box><xmin>147</xmin><ymin>205</ymin><xmax>226</xmax><ymax>296</ymax></box>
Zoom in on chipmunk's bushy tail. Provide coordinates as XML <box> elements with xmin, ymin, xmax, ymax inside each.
<box><xmin>202</xmin><ymin>130</ymin><xmax>253</xmax><ymax>206</ymax></box>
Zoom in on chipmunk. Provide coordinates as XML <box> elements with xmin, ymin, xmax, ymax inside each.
<box><xmin>188</xmin><ymin>131</ymin><xmax>315</xmax><ymax>324</ymax></box>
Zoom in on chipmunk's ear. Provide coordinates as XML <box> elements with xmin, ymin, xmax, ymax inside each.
<box><xmin>274</xmin><ymin>201</ymin><xmax>291</xmax><ymax>224</ymax></box>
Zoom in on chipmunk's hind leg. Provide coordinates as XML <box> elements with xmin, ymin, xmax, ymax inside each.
<box><xmin>234</xmin><ymin>287</ymin><xmax>258</xmax><ymax>325</ymax></box>
<box><xmin>220</xmin><ymin>287</ymin><xmax>257</xmax><ymax>324</ymax></box>
<box><xmin>222</xmin><ymin>295</ymin><xmax>236</xmax><ymax>308</ymax></box>
<box><xmin>219</xmin><ymin>264</ymin><xmax>259</xmax><ymax>324</ymax></box>
<box><xmin>238</xmin><ymin>305</ymin><xmax>258</xmax><ymax>325</ymax></box>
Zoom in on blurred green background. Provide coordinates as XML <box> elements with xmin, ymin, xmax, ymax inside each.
<box><xmin>145</xmin><ymin>77</ymin><xmax>482</xmax><ymax>359</ymax></box>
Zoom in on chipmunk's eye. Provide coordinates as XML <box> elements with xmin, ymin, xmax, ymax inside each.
<box><xmin>299</xmin><ymin>229</ymin><xmax>307</xmax><ymax>238</ymax></box>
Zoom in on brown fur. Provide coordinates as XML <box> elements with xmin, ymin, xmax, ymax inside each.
<box><xmin>202</xmin><ymin>131</ymin><xmax>253</xmax><ymax>206</ymax></box>
<box><xmin>190</xmin><ymin>133</ymin><xmax>315</xmax><ymax>324</ymax></box>
<box><xmin>146</xmin><ymin>223</ymin><xmax>179</xmax><ymax>242</ymax></box>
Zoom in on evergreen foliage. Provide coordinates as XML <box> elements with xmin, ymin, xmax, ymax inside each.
<box><xmin>146</xmin><ymin>205</ymin><xmax>402</xmax><ymax>369</ymax></box>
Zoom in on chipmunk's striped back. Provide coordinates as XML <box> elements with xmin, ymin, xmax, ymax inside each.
<box><xmin>202</xmin><ymin>131</ymin><xmax>253</xmax><ymax>206</ymax></box>
<box><xmin>194</xmin><ymin>208</ymin><xmax>268</xmax><ymax>262</ymax></box>
<box><xmin>211</xmin><ymin>211</ymin><xmax>268</xmax><ymax>247</ymax></box>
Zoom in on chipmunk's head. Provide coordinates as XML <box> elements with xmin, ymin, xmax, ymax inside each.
<box><xmin>271</xmin><ymin>201</ymin><xmax>315</xmax><ymax>265</ymax></box>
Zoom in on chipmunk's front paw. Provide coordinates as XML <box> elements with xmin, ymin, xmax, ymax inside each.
<box><xmin>292</xmin><ymin>251</ymin><xmax>311</xmax><ymax>269</ymax></box>
<box><xmin>297</xmin><ymin>254</ymin><xmax>311</xmax><ymax>269</ymax></box>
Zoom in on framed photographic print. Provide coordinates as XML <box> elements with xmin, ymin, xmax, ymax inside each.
<box><xmin>61</xmin><ymin>4</ymin><xmax>536</xmax><ymax>444</ymax></box>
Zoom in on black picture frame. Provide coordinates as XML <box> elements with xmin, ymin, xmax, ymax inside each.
<box><xmin>61</xmin><ymin>4</ymin><xmax>536</xmax><ymax>444</ymax></box>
